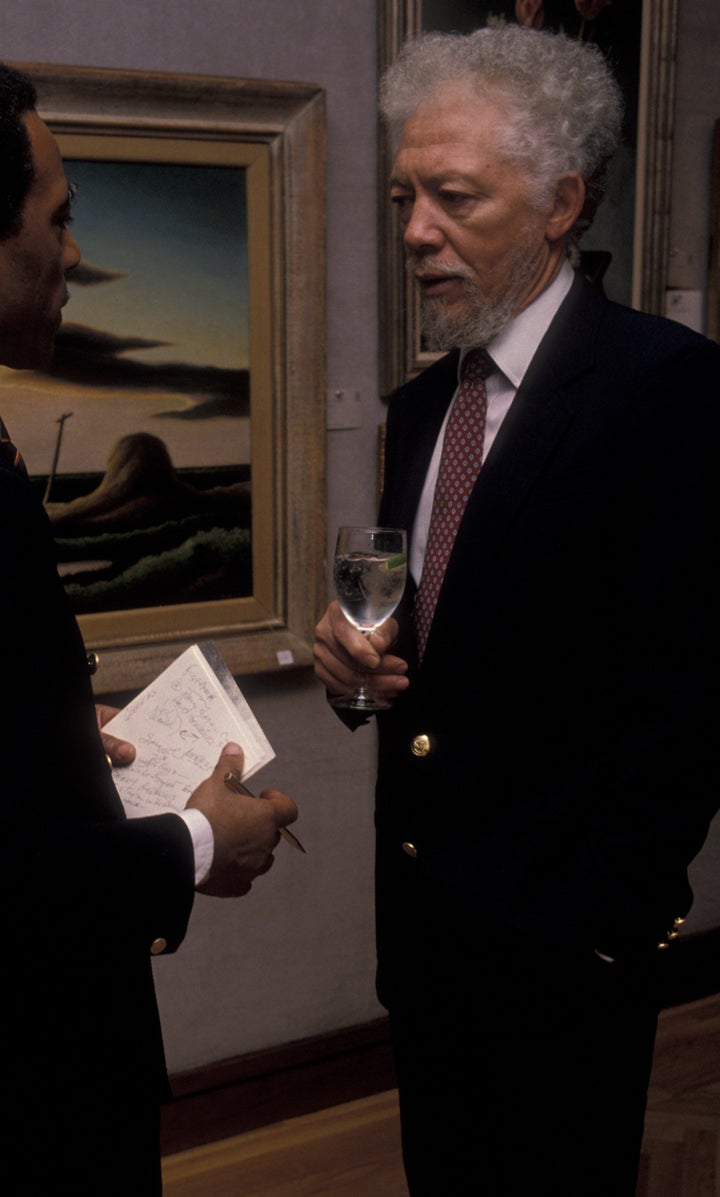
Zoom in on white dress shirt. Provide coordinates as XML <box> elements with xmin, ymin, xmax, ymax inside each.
<box><xmin>410</xmin><ymin>262</ymin><xmax>575</xmax><ymax>586</ymax></box>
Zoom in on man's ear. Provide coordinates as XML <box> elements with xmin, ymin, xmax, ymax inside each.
<box><xmin>545</xmin><ymin>173</ymin><xmax>585</xmax><ymax>243</ymax></box>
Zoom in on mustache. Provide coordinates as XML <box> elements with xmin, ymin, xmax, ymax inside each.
<box><xmin>405</xmin><ymin>254</ymin><xmax>475</xmax><ymax>284</ymax></box>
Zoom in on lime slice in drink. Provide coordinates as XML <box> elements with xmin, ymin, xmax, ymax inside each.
<box><xmin>385</xmin><ymin>553</ymin><xmax>407</xmax><ymax>571</ymax></box>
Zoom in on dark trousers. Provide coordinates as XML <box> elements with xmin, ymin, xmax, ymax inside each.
<box><xmin>3</xmin><ymin>1090</ymin><xmax>162</xmax><ymax>1196</ymax></box>
<box><xmin>387</xmin><ymin>942</ymin><xmax>660</xmax><ymax>1196</ymax></box>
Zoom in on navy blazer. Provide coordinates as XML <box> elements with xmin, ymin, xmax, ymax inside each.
<box><xmin>374</xmin><ymin>272</ymin><xmax>720</xmax><ymax>1003</ymax></box>
<box><xmin>0</xmin><ymin>460</ymin><xmax>195</xmax><ymax>1187</ymax></box>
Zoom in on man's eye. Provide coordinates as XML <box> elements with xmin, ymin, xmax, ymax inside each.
<box><xmin>391</xmin><ymin>196</ymin><xmax>414</xmax><ymax>223</ymax></box>
<box><xmin>440</xmin><ymin>191</ymin><xmax>471</xmax><ymax>205</ymax></box>
<box><xmin>57</xmin><ymin>183</ymin><xmax>78</xmax><ymax>229</ymax></box>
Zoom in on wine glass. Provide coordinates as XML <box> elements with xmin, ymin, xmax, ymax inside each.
<box><xmin>331</xmin><ymin>525</ymin><xmax>407</xmax><ymax>712</ymax></box>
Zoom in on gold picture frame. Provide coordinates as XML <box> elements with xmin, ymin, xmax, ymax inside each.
<box><xmin>377</xmin><ymin>0</ymin><xmax>679</xmax><ymax>393</ymax></box>
<box><xmin>14</xmin><ymin>63</ymin><xmax>326</xmax><ymax>693</ymax></box>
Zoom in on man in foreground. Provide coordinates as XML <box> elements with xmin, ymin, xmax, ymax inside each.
<box><xmin>0</xmin><ymin>62</ymin><xmax>298</xmax><ymax>1194</ymax></box>
<box><xmin>314</xmin><ymin>25</ymin><xmax>720</xmax><ymax>1195</ymax></box>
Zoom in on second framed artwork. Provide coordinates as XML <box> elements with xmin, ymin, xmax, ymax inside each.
<box><xmin>4</xmin><ymin>64</ymin><xmax>326</xmax><ymax>691</ymax></box>
<box><xmin>378</xmin><ymin>0</ymin><xmax>679</xmax><ymax>392</ymax></box>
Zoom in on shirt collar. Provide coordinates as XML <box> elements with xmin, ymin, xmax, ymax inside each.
<box><xmin>459</xmin><ymin>260</ymin><xmax>575</xmax><ymax>389</ymax></box>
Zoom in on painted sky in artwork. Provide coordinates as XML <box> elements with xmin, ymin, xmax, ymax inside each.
<box><xmin>1</xmin><ymin>159</ymin><xmax>251</xmax><ymax>476</ymax></box>
<box><xmin>66</xmin><ymin>160</ymin><xmax>249</xmax><ymax>369</ymax></box>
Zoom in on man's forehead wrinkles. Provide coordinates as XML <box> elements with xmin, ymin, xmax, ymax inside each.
<box><xmin>390</xmin><ymin>160</ymin><xmax>484</xmax><ymax>191</ymax></box>
<box><xmin>395</xmin><ymin>138</ymin><xmax>487</xmax><ymax>169</ymax></box>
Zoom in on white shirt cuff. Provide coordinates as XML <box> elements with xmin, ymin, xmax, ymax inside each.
<box><xmin>177</xmin><ymin>808</ymin><xmax>215</xmax><ymax>887</ymax></box>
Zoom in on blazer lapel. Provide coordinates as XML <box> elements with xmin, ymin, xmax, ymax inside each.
<box><xmin>464</xmin><ymin>275</ymin><xmax>601</xmax><ymax>549</ymax></box>
<box><xmin>429</xmin><ymin>275</ymin><xmax>605</xmax><ymax>631</ymax></box>
<box><xmin>380</xmin><ymin>349</ymin><xmax>460</xmax><ymax>536</ymax></box>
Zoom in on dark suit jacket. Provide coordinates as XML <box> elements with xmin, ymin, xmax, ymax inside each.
<box><xmin>374</xmin><ymin>273</ymin><xmax>720</xmax><ymax>1006</ymax></box>
<box><xmin>0</xmin><ymin>460</ymin><xmax>195</xmax><ymax>1191</ymax></box>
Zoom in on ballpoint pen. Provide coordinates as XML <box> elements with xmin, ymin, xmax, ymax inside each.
<box><xmin>223</xmin><ymin>770</ymin><xmax>306</xmax><ymax>854</ymax></box>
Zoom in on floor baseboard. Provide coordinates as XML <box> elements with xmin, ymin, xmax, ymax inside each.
<box><xmin>161</xmin><ymin>1017</ymin><xmax>396</xmax><ymax>1156</ymax></box>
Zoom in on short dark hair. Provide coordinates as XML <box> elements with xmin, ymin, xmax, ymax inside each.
<box><xmin>0</xmin><ymin>62</ymin><xmax>38</xmax><ymax>240</ymax></box>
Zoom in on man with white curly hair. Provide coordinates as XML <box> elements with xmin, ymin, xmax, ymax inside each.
<box><xmin>314</xmin><ymin>23</ymin><xmax>720</xmax><ymax>1196</ymax></box>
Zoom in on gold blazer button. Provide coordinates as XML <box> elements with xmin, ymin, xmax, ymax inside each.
<box><xmin>150</xmin><ymin>937</ymin><xmax>168</xmax><ymax>955</ymax></box>
<box><xmin>402</xmin><ymin>842</ymin><xmax>418</xmax><ymax>858</ymax></box>
<box><xmin>411</xmin><ymin>734</ymin><xmax>431</xmax><ymax>758</ymax></box>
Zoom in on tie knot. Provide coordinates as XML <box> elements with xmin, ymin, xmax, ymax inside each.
<box><xmin>461</xmin><ymin>347</ymin><xmax>493</xmax><ymax>384</ymax></box>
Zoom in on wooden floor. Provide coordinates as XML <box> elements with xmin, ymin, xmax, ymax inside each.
<box><xmin>162</xmin><ymin>1090</ymin><xmax>408</xmax><ymax>1197</ymax></box>
<box><xmin>637</xmin><ymin>994</ymin><xmax>720</xmax><ymax>1196</ymax></box>
<box><xmin>163</xmin><ymin>993</ymin><xmax>720</xmax><ymax>1197</ymax></box>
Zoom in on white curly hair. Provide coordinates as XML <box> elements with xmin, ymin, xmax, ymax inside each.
<box><xmin>380</xmin><ymin>23</ymin><xmax>624</xmax><ymax>238</ymax></box>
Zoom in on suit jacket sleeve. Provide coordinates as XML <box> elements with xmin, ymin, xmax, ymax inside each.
<box><xmin>0</xmin><ymin>465</ymin><xmax>195</xmax><ymax>962</ymax></box>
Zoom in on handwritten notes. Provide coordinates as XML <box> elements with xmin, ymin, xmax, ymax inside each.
<box><xmin>103</xmin><ymin>644</ymin><xmax>275</xmax><ymax>818</ymax></box>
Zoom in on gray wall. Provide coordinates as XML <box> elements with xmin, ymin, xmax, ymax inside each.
<box><xmin>1</xmin><ymin>0</ymin><xmax>719</xmax><ymax>1072</ymax></box>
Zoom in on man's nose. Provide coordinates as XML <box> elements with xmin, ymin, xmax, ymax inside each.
<box><xmin>402</xmin><ymin>198</ymin><xmax>444</xmax><ymax>253</ymax></box>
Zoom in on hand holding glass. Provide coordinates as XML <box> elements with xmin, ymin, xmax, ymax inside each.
<box><xmin>331</xmin><ymin>526</ymin><xmax>407</xmax><ymax>712</ymax></box>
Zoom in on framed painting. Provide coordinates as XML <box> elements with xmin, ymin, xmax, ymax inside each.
<box><xmin>378</xmin><ymin>0</ymin><xmax>678</xmax><ymax>392</ymax></box>
<box><xmin>4</xmin><ymin>64</ymin><xmax>326</xmax><ymax>692</ymax></box>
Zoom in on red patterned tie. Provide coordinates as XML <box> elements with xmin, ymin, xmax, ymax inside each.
<box><xmin>413</xmin><ymin>348</ymin><xmax>493</xmax><ymax>661</ymax></box>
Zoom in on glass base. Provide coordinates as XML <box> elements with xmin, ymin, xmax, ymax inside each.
<box><xmin>330</xmin><ymin>690</ymin><xmax>391</xmax><ymax>713</ymax></box>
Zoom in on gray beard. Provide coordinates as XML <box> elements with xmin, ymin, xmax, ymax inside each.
<box><xmin>411</xmin><ymin>241</ymin><xmax>543</xmax><ymax>352</ymax></box>
<box><xmin>419</xmin><ymin>281</ymin><xmax>518</xmax><ymax>351</ymax></box>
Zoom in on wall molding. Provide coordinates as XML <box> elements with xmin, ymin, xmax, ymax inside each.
<box><xmin>161</xmin><ymin>1017</ymin><xmax>395</xmax><ymax>1156</ymax></box>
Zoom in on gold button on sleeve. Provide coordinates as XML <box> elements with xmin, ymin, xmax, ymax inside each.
<box><xmin>150</xmin><ymin>937</ymin><xmax>168</xmax><ymax>955</ymax></box>
<box><xmin>411</xmin><ymin>734</ymin><xmax>431</xmax><ymax>758</ymax></box>
<box><xmin>402</xmin><ymin>842</ymin><xmax>418</xmax><ymax>858</ymax></box>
